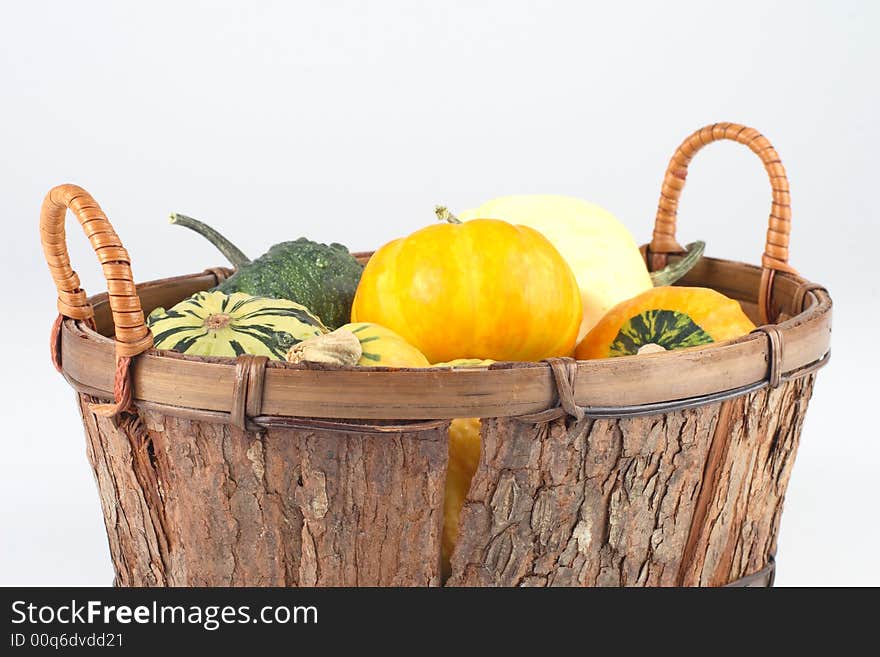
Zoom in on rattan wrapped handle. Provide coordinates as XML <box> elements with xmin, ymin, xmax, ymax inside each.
<box><xmin>41</xmin><ymin>184</ymin><xmax>152</xmax><ymax>415</ymax></box>
<box><xmin>648</xmin><ymin>123</ymin><xmax>797</xmax><ymax>323</ymax></box>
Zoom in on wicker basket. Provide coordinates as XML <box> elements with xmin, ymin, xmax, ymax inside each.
<box><xmin>42</xmin><ymin>123</ymin><xmax>830</xmax><ymax>587</ymax></box>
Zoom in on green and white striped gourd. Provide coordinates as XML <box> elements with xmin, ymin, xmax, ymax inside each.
<box><xmin>146</xmin><ymin>291</ymin><xmax>327</xmax><ymax>360</ymax></box>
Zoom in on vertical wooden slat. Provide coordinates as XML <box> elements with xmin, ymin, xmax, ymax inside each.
<box><xmin>79</xmin><ymin>398</ymin><xmax>448</xmax><ymax>586</ymax></box>
<box><xmin>448</xmin><ymin>376</ymin><xmax>815</xmax><ymax>586</ymax></box>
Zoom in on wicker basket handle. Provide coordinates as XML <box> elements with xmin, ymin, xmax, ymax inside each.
<box><xmin>41</xmin><ymin>184</ymin><xmax>152</xmax><ymax>415</ymax></box>
<box><xmin>648</xmin><ymin>123</ymin><xmax>797</xmax><ymax>323</ymax></box>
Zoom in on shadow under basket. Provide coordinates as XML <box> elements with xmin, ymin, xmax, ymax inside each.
<box><xmin>42</xmin><ymin>122</ymin><xmax>831</xmax><ymax>586</ymax></box>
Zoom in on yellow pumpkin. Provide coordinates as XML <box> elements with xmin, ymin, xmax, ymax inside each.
<box><xmin>431</xmin><ymin>358</ymin><xmax>495</xmax><ymax>368</ymax></box>
<box><xmin>575</xmin><ymin>286</ymin><xmax>756</xmax><ymax>359</ymax></box>
<box><xmin>341</xmin><ymin>322</ymin><xmax>431</xmax><ymax>367</ymax></box>
<box><xmin>429</xmin><ymin>357</ymin><xmax>494</xmax><ymax>578</ymax></box>
<box><xmin>443</xmin><ymin>417</ymin><xmax>481</xmax><ymax>577</ymax></box>
<box><xmin>459</xmin><ymin>195</ymin><xmax>653</xmax><ymax>341</ymax></box>
<box><xmin>351</xmin><ymin>219</ymin><xmax>582</xmax><ymax>363</ymax></box>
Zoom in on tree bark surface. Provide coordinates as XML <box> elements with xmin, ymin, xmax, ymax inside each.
<box><xmin>77</xmin><ymin>374</ymin><xmax>814</xmax><ymax>587</ymax></box>
<box><xmin>79</xmin><ymin>395</ymin><xmax>447</xmax><ymax>586</ymax></box>
<box><xmin>447</xmin><ymin>375</ymin><xmax>815</xmax><ymax>586</ymax></box>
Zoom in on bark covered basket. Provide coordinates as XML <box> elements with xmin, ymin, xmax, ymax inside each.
<box><xmin>42</xmin><ymin>123</ymin><xmax>831</xmax><ymax>587</ymax></box>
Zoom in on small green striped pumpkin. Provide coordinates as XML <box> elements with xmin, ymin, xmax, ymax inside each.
<box><xmin>576</xmin><ymin>287</ymin><xmax>756</xmax><ymax>360</ymax></box>
<box><xmin>609</xmin><ymin>309</ymin><xmax>714</xmax><ymax>356</ymax></box>
<box><xmin>147</xmin><ymin>291</ymin><xmax>327</xmax><ymax>360</ymax></box>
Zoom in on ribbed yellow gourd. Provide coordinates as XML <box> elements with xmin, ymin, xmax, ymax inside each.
<box><xmin>430</xmin><ymin>358</ymin><xmax>493</xmax><ymax>577</ymax></box>
<box><xmin>443</xmin><ymin>417</ymin><xmax>481</xmax><ymax>577</ymax></box>
<box><xmin>351</xmin><ymin>219</ymin><xmax>582</xmax><ymax>363</ymax></box>
<box><xmin>459</xmin><ymin>195</ymin><xmax>653</xmax><ymax>341</ymax></box>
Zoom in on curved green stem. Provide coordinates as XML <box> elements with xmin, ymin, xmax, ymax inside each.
<box><xmin>169</xmin><ymin>213</ymin><xmax>251</xmax><ymax>268</ymax></box>
<box><xmin>650</xmin><ymin>241</ymin><xmax>706</xmax><ymax>287</ymax></box>
<box><xmin>435</xmin><ymin>205</ymin><xmax>462</xmax><ymax>224</ymax></box>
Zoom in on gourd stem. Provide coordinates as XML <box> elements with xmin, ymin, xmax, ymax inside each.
<box><xmin>169</xmin><ymin>213</ymin><xmax>252</xmax><ymax>268</ymax></box>
<box><xmin>650</xmin><ymin>241</ymin><xmax>705</xmax><ymax>287</ymax></box>
<box><xmin>435</xmin><ymin>205</ymin><xmax>462</xmax><ymax>224</ymax></box>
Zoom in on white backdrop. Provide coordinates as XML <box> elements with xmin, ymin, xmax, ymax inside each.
<box><xmin>1</xmin><ymin>0</ymin><xmax>877</xmax><ymax>586</ymax></box>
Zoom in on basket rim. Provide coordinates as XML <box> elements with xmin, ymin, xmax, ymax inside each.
<box><xmin>58</xmin><ymin>256</ymin><xmax>831</xmax><ymax>421</ymax></box>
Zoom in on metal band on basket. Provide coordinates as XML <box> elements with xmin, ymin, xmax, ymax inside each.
<box><xmin>507</xmin><ymin>336</ymin><xmax>826</xmax><ymax>425</ymax></box>
<box><xmin>724</xmin><ymin>556</ymin><xmax>776</xmax><ymax>587</ymax></box>
<box><xmin>751</xmin><ymin>325</ymin><xmax>784</xmax><ymax>389</ymax></box>
<box><xmin>227</xmin><ymin>354</ymin><xmax>451</xmax><ymax>434</ymax></box>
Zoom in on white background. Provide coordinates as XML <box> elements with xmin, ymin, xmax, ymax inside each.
<box><xmin>1</xmin><ymin>1</ymin><xmax>877</xmax><ymax>586</ymax></box>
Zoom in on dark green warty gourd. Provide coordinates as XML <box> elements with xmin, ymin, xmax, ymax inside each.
<box><xmin>170</xmin><ymin>214</ymin><xmax>363</xmax><ymax>330</ymax></box>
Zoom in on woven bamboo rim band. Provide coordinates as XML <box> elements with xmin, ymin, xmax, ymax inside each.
<box><xmin>40</xmin><ymin>184</ymin><xmax>153</xmax><ymax>416</ymax></box>
<box><xmin>724</xmin><ymin>555</ymin><xmax>775</xmax><ymax>587</ymax></box>
<box><xmin>56</xmin><ymin>264</ymin><xmax>831</xmax><ymax>422</ymax></box>
<box><xmin>648</xmin><ymin>122</ymin><xmax>797</xmax><ymax>324</ymax></box>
